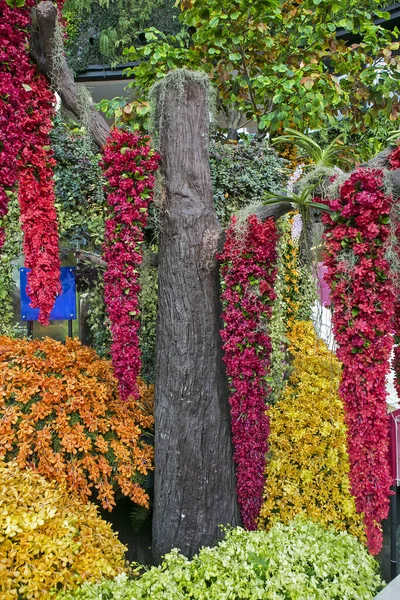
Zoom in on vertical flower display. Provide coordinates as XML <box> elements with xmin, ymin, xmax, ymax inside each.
<box><xmin>101</xmin><ymin>129</ymin><xmax>160</xmax><ymax>401</ymax></box>
<box><xmin>18</xmin><ymin>75</ymin><xmax>62</xmax><ymax>324</ymax></box>
<box><xmin>388</xmin><ymin>143</ymin><xmax>400</xmax><ymax>395</ymax></box>
<box><xmin>0</xmin><ymin>0</ymin><xmax>34</xmax><ymax>247</ymax></box>
<box><xmin>219</xmin><ymin>215</ymin><xmax>278</xmax><ymax>529</ymax></box>
<box><xmin>322</xmin><ymin>168</ymin><xmax>395</xmax><ymax>555</ymax></box>
<box><xmin>0</xmin><ymin>0</ymin><xmax>61</xmax><ymax>324</ymax></box>
<box><xmin>388</xmin><ymin>142</ymin><xmax>400</xmax><ymax>171</ymax></box>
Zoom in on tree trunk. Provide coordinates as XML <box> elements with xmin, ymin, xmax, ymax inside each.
<box><xmin>30</xmin><ymin>1</ymin><xmax>110</xmax><ymax>149</ymax></box>
<box><xmin>152</xmin><ymin>71</ymin><xmax>241</xmax><ymax>563</ymax></box>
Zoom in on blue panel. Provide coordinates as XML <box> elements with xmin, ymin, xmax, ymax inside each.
<box><xmin>20</xmin><ymin>267</ymin><xmax>77</xmax><ymax>321</ymax></box>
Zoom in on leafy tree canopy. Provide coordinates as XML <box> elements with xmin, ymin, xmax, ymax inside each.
<box><xmin>120</xmin><ymin>0</ymin><xmax>400</xmax><ymax>140</ymax></box>
<box><xmin>63</xmin><ymin>0</ymin><xmax>179</xmax><ymax>72</ymax></box>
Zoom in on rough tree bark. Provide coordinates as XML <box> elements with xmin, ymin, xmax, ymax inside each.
<box><xmin>152</xmin><ymin>71</ymin><xmax>241</xmax><ymax>563</ymax></box>
<box><xmin>29</xmin><ymin>1</ymin><xmax>110</xmax><ymax>148</ymax></box>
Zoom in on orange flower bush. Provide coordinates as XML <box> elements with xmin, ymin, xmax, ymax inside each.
<box><xmin>0</xmin><ymin>336</ymin><xmax>154</xmax><ymax>511</ymax></box>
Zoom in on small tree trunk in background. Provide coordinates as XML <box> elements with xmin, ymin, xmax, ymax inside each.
<box><xmin>152</xmin><ymin>70</ymin><xmax>241</xmax><ymax>563</ymax></box>
<box><xmin>79</xmin><ymin>296</ymin><xmax>93</xmax><ymax>346</ymax></box>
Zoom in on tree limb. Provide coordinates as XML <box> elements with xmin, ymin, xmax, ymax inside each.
<box><xmin>30</xmin><ymin>1</ymin><xmax>110</xmax><ymax>148</ymax></box>
<box><xmin>75</xmin><ymin>249</ymin><xmax>106</xmax><ymax>267</ymax></box>
<box><xmin>216</xmin><ymin>201</ymin><xmax>293</xmax><ymax>254</ymax></box>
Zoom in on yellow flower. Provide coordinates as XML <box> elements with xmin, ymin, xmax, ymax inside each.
<box><xmin>259</xmin><ymin>321</ymin><xmax>365</xmax><ymax>543</ymax></box>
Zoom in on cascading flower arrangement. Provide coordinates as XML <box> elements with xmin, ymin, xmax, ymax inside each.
<box><xmin>389</xmin><ymin>142</ymin><xmax>400</xmax><ymax>170</ymax></box>
<box><xmin>0</xmin><ymin>0</ymin><xmax>61</xmax><ymax>324</ymax></box>
<box><xmin>259</xmin><ymin>321</ymin><xmax>365</xmax><ymax>542</ymax></box>
<box><xmin>0</xmin><ymin>0</ymin><xmax>34</xmax><ymax>248</ymax></box>
<box><xmin>387</xmin><ymin>142</ymin><xmax>400</xmax><ymax>393</ymax></box>
<box><xmin>101</xmin><ymin>128</ymin><xmax>160</xmax><ymax>401</ymax></box>
<box><xmin>18</xmin><ymin>76</ymin><xmax>62</xmax><ymax>324</ymax></box>
<box><xmin>219</xmin><ymin>214</ymin><xmax>278</xmax><ymax>529</ymax></box>
<box><xmin>322</xmin><ymin>168</ymin><xmax>395</xmax><ymax>555</ymax></box>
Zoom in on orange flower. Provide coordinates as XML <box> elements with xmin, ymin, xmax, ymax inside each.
<box><xmin>0</xmin><ymin>336</ymin><xmax>154</xmax><ymax>510</ymax></box>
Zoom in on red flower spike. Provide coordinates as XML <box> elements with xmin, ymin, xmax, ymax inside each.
<box><xmin>219</xmin><ymin>215</ymin><xmax>278</xmax><ymax>529</ymax></box>
<box><xmin>101</xmin><ymin>128</ymin><xmax>160</xmax><ymax>402</ymax></box>
<box><xmin>1</xmin><ymin>0</ymin><xmax>61</xmax><ymax>324</ymax></box>
<box><xmin>388</xmin><ymin>143</ymin><xmax>400</xmax><ymax>171</ymax></box>
<box><xmin>321</xmin><ymin>168</ymin><xmax>395</xmax><ymax>555</ymax></box>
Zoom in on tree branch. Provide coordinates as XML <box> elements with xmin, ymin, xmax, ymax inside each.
<box><xmin>216</xmin><ymin>201</ymin><xmax>292</xmax><ymax>254</ymax></box>
<box><xmin>75</xmin><ymin>249</ymin><xmax>107</xmax><ymax>267</ymax></box>
<box><xmin>30</xmin><ymin>1</ymin><xmax>110</xmax><ymax>148</ymax></box>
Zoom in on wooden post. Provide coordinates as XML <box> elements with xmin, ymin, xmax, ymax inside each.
<box><xmin>152</xmin><ymin>70</ymin><xmax>241</xmax><ymax>562</ymax></box>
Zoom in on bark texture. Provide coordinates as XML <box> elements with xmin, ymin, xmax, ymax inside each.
<box><xmin>153</xmin><ymin>72</ymin><xmax>241</xmax><ymax>563</ymax></box>
<box><xmin>30</xmin><ymin>1</ymin><xmax>110</xmax><ymax>148</ymax></box>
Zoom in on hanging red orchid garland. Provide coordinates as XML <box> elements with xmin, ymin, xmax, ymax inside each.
<box><xmin>101</xmin><ymin>129</ymin><xmax>160</xmax><ymax>401</ymax></box>
<box><xmin>18</xmin><ymin>74</ymin><xmax>62</xmax><ymax>325</ymax></box>
<box><xmin>387</xmin><ymin>142</ymin><xmax>400</xmax><ymax>397</ymax></box>
<box><xmin>389</xmin><ymin>142</ymin><xmax>400</xmax><ymax>171</ymax></box>
<box><xmin>0</xmin><ymin>0</ymin><xmax>61</xmax><ymax>324</ymax></box>
<box><xmin>393</xmin><ymin>298</ymin><xmax>400</xmax><ymax>399</ymax></box>
<box><xmin>0</xmin><ymin>0</ymin><xmax>34</xmax><ymax>248</ymax></box>
<box><xmin>322</xmin><ymin>168</ymin><xmax>395</xmax><ymax>555</ymax></box>
<box><xmin>219</xmin><ymin>215</ymin><xmax>278</xmax><ymax>529</ymax></box>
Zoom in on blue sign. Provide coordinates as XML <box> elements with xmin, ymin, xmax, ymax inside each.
<box><xmin>20</xmin><ymin>267</ymin><xmax>77</xmax><ymax>321</ymax></box>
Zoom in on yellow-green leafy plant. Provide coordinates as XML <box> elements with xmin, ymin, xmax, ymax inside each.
<box><xmin>0</xmin><ymin>461</ymin><xmax>127</xmax><ymax>599</ymax></box>
<box><xmin>57</xmin><ymin>519</ymin><xmax>383</xmax><ymax>600</ymax></box>
<box><xmin>259</xmin><ymin>321</ymin><xmax>365</xmax><ymax>542</ymax></box>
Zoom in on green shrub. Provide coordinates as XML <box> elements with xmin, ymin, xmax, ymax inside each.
<box><xmin>209</xmin><ymin>137</ymin><xmax>287</xmax><ymax>227</ymax></box>
<box><xmin>57</xmin><ymin>518</ymin><xmax>383</xmax><ymax>599</ymax></box>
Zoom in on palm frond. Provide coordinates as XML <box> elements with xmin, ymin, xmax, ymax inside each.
<box><xmin>272</xmin><ymin>128</ymin><xmax>349</xmax><ymax>168</ymax></box>
<box><xmin>387</xmin><ymin>130</ymin><xmax>400</xmax><ymax>143</ymax></box>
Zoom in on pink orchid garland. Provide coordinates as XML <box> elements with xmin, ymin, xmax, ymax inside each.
<box><xmin>219</xmin><ymin>214</ymin><xmax>278</xmax><ymax>529</ymax></box>
<box><xmin>101</xmin><ymin>128</ymin><xmax>160</xmax><ymax>401</ymax></box>
<box><xmin>322</xmin><ymin>168</ymin><xmax>395</xmax><ymax>555</ymax></box>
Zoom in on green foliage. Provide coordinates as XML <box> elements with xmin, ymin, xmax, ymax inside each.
<box><xmin>57</xmin><ymin>518</ymin><xmax>383</xmax><ymax>599</ymax></box>
<box><xmin>51</xmin><ymin>116</ymin><xmax>105</xmax><ymax>253</ymax></box>
<box><xmin>263</xmin><ymin>187</ymin><xmax>331</xmax><ymax>217</ymax></box>
<box><xmin>0</xmin><ymin>194</ymin><xmax>23</xmax><ymax>338</ymax></box>
<box><xmin>306</xmin><ymin>117</ymin><xmax>396</xmax><ymax>164</ymax></box>
<box><xmin>122</xmin><ymin>0</ymin><xmax>400</xmax><ymax>141</ymax></box>
<box><xmin>86</xmin><ymin>278</ymin><xmax>112</xmax><ymax>358</ymax></box>
<box><xmin>267</xmin><ymin>216</ymin><xmax>291</xmax><ymax>405</ymax></box>
<box><xmin>209</xmin><ymin>137</ymin><xmax>287</xmax><ymax>227</ymax></box>
<box><xmin>129</xmin><ymin>504</ymin><xmax>151</xmax><ymax>533</ymax></box>
<box><xmin>297</xmin><ymin>265</ymin><xmax>317</xmax><ymax>322</ymax></box>
<box><xmin>272</xmin><ymin>129</ymin><xmax>351</xmax><ymax>169</ymax></box>
<box><xmin>138</xmin><ymin>253</ymin><xmax>158</xmax><ymax>384</ymax></box>
<box><xmin>63</xmin><ymin>0</ymin><xmax>180</xmax><ymax>73</ymax></box>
